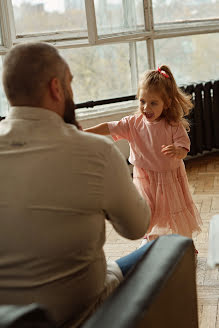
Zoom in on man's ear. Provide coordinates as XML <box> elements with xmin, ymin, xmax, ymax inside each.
<box><xmin>49</xmin><ymin>77</ymin><xmax>63</xmax><ymax>102</ymax></box>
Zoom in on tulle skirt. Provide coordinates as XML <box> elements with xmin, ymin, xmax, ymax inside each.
<box><xmin>133</xmin><ymin>162</ymin><xmax>202</xmax><ymax>239</ymax></box>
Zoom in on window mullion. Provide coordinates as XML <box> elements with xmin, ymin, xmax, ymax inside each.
<box><xmin>85</xmin><ymin>0</ymin><xmax>98</xmax><ymax>45</ymax></box>
<box><xmin>143</xmin><ymin>0</ymin><xmax>153</xmax><ymax>31</ymax></box>
<box><xmin>143</xmin><ymin>0</ymin><xmax>155</xmax><ymax>69</ymax></box>
<box><xmin>0</xmin><ymin>0</ymin><xmax>16</xmax><ymax>49</ymax></box>
<box><xmin>129</xmin><ymin>42</ymin><xmax>139</xmax><ymax>94</ymax></box>
<box><xmin>146</xmin><ymin>38</ymin><xmax>155</xmax><ymax>69</ymax></box>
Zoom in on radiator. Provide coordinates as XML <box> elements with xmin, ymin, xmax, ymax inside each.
<box><xmin>182</xmin><ymin>80</ymin><xmax>219</xmax><ymax>156</ymax></box>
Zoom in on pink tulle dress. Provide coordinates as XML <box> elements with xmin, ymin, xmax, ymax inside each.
<box><xmin>108</xmin><ymin>114</ymin><xmax>202</xmax><ymax>239</ymax></box>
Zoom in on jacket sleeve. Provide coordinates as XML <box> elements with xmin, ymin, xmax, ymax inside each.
<box><xmin>102</xmin><ymin>142</ymin><xmax>150</xmax><ymax>240</ymax></box>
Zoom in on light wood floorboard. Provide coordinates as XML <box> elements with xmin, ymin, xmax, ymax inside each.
<box><xmin>104</xmin><ymin>151</ymin><xmax>219</xmax><ymax>327</ymax></box>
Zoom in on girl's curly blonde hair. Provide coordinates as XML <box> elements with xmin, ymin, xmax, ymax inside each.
<box><xmin>137</xmin><ymin>65</ymin><xmax>193</xmax><ymax>131</ymax></box>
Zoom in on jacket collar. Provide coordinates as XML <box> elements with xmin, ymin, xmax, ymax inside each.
<box><xmin>7</xmin><ymin>106</ymin><xmax>64</xmax><ymax>124</ymax></box>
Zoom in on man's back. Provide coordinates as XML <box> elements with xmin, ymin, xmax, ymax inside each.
<box><xmin>0</xmin><ymin>107</ymin><xmax>150</xmax><ymax>327</ymax></box>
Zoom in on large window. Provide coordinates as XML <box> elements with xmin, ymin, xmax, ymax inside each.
<box><xmin>12</xmin><ymin>0</ymin><xmax>87</xmax><ymax>35</ymax></box>
<box><xmin>94</xmin><ymin>0</ymin><xmax>145</xmax><ymax>35</ymax></box>
<box><xmin>0</xmin><ymin>59</ymin><xmax>8</xmax><ymax>117</ymax></box>
<box><xmin>155</xmin><ymin>33</ymin><xmax>219</xmax><ymax>86</ymax></box>
<box><xmin>61</xmin><ymin>43</ymin><xmax>133</xmax><ymax>103</ymax></box>
<box><xmin>0</xmin><ymin>0</ymin><xmax>218</xmax><ymax>116</ymax></box>
<box><xmin>153</xmin><ymin>0</ymin><xmax>219</xmax><ymax>23</ymax></box>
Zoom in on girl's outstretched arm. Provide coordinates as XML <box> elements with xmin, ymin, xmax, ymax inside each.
<box><xmin>84</xmin><ymin>123</ymin><xmax>110</xmax><ymax>135</ymax></box>
<box><xmin>161</xmin><ymin>144</ymin><xmax>188</xmax><ymax>160</ymax></box>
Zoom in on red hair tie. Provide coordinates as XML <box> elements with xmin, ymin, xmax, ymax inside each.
<box><xmin>157</xmin><ymin>66</ymin><xmax>169</xmax><ymax>78</ymax></box>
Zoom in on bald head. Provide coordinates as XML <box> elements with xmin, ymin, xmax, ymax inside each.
<box><xmin>3</xmin><ymin>42</ymin><xmax>67</xmax><ymax>107</ymax></box>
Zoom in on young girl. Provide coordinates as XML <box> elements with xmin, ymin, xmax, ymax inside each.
<box><xmin>85</xmin><ymin>65</ymin><xmax>202</xmax><ymax>247</ymax></box>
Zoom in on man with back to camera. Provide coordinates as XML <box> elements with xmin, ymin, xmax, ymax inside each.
<box><xmin>0</xmin><ymin>42</ymin><xmax>152</xmax><ymax>327</ymax></box>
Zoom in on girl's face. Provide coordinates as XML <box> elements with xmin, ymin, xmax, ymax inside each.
<box><xmin>139</xmin><ymin>88</ymin><xmax>166</xmax><ymax>122</ymax></box>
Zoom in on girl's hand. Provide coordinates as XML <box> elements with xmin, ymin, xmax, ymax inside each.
<box><xmin>161</xmin><ymin>144</ymin><xmax>188</xmax><ymax>159</ymax></box>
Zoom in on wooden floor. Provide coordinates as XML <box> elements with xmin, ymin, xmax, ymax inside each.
<box><xmin>104</xmin><ymin>151</ymin><xmax>219</xmax><ymax>328</ymax></box>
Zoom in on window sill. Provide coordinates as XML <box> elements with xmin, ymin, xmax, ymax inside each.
<box><xmin>77</xmin><ymin>100</ymin><xmax>138</xmax><ymax>121</ymax></box>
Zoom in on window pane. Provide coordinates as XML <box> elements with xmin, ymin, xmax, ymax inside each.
<box><xmin>155</xmin><ymin>33</ymin><xmax>219</xmax><ymax>85</ymax></box>
<box><xmin>153</xmin><ymin>0</ymin><xmax>219</xmax><ymax>24</ymax></box>
<box><xmin>137</xmin><ymin>41</ymin><xmax>149</xmax><ymax>78</ymax></box>
<box><xmin>94</xmin><ymin>0</ymin><xmax>144</xmax><ymax>35</ymax></box>
<box><xmin>61</xmin><ymin>43</ymin><xmax>133</xmax><ymax>103</ymax></box>
<box><xmin>12</xmin><ymin>0</ymin><xmax>87</xmax><ymax>35</ymax></box>
<box><xmin>0</xmin><ymin>59</ymin><xmax>9</xmax><ymax>117</ymax></box>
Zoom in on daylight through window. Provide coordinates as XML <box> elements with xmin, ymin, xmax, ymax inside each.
<box><xmin>0</xmin><ymin>0</ymin><xmax>218</xmax><ymax>116</ymax></box>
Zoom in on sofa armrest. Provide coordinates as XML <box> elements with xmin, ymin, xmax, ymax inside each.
<box><xmin>82</xmin><ymin>235</ymin><xmax>198</xmax><ymax>328</ymax></box>
<box><xmin>0</xmin><ymin>304</ymin><xmax>56</xmax><ymax>328</ymax></box>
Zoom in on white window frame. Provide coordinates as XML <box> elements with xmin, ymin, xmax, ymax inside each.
<box><xmin>0</xmin><ymin>0</ymin><xmax>15</xmax><ymax>54</ymax></box>
<box><xmin>0</xmin><ymin>0</ymin><xmax>219</xmax><ymax>119</ymax></box>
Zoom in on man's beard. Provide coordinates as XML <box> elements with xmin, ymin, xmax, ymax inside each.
<box><xmin>63</xmin><ymin>95</ymin><xmax>80</xmax><ymax>129</ymax></box>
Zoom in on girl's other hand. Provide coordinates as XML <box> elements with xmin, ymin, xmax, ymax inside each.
<box><xmin>161</xmin><ymin>144</ymin><xmax>188</xmax><ymax>159</ymax></box>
